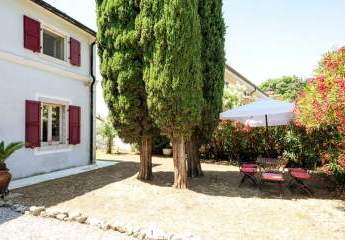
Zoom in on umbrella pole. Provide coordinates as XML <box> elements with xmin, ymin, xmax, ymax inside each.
<box><xmin>265</xmin><ymin>114</ymin><xmax>269</xmax><ymax>157</ymax></box>
<box><xmin>265</xmin><ymin>114</ymin><xmax>268</xmax><ymax>130</ymax></box>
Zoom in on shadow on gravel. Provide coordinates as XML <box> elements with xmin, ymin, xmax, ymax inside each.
<box><xmin>0</xmin><ymin>207</ymin><xmax>21</xmax><ymax>225</ymax></box>
<box><xmin>148</xmin><ymin>170</ymin><xmax>340</xmax><ymax>201</ymax></box>
<box><xmin>11</xmin><ymin>161</ymin><xmax>153</xmax><ymax>207</ymax></box>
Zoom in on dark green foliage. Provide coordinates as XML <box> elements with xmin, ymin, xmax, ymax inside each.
<box><xmin>260</xmin><ymin>75</ymin><xmax>306</xmax><ymax>101</ymax></box>
<box><xmin>96</xmin><ymin>0</ymin><xmax>154</xmax><ymax>144</ymax></box>
<box><xmin>197</xmin><ymin>0</ymin><xmax>226</xmax><ymax>144</ymax></box>
<box><xmin>203</xmin><ymin>122</ymin><xmax>341</xmax><ymax>169</ymax></box>
<box><xmin>139</xmin><ymin>0</ymin><xmax>204</xmax><ymax>137</ymax></box>
<box><xmin>329</xmin><ymin>156</ymin><xmax>345</xmax><ymax>184</ymax></box>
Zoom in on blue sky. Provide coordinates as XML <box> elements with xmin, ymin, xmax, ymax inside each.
<box><xmin>44</xmin><ymin>0</ymin><xmax>345</xmax><ymax>115</ymax></box>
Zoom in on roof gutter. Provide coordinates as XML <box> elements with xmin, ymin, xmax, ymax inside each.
<box><xmin>247</xmin><ymin>86</ymin><xmax>257</xmax><ymax>96</ymax></box>
<box><xmin>89</xmin><ymin>41</ymin><xmax>96</xmax><ymax>164</ymax></box>
<box><xmin>30</xmin><ymin>0</ymin><xmax>96</xmax><ymax>37</ymax></box>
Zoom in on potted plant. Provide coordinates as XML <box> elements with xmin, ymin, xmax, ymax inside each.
<box><xmin>162</xmin><ymin>142</ymin><xmax>172</xmax><ymax>156</ymax></box>
<box><xmin>0</xmin><ymin>141</ymin><xmax>23</xmax><ymax>197</ymax></box>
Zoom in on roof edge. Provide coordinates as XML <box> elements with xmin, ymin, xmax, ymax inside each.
<box><xmin>30</xmin><ymin>0</ymin><xmax>96</xmax><ymax>37</ymax></box>
<box><xmin>225</xmin><ymin>64</ymin><xmax>268</xmax><ymax>97</ymax></box>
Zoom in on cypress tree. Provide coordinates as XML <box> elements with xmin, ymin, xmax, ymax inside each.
<box><xmin>186</xmin><ymin>0</ymin><xmax>226</xmax><ymax>177</ymax></box>
<box><xmin>96</xmin><ymin>0</ymin><xmax>155</xmax><ymax>180</ymax></box>
<box><xmin>140</xmin><ymin>0</ymin><xmax>203</xmax><ymax>188</ymax></box>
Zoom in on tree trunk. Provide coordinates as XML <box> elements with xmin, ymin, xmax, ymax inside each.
<box><xmin>186</xmin><ymin>135</ymin><xmax>203</xmax><ymax>178</ymax></box>
<box><xmin>137</xmin><ymin>135</ymin><xmax>153</xmax><ymax>181</ymax></box>
<box><xmin>106</xmin><ymin>137</ymin><xmax>113</xmax><ymax>154</ymax></box>
<box><xmin>172</xmin><ymin>136</ymin><xmax>187</xmax><ymax>189</ymax></box>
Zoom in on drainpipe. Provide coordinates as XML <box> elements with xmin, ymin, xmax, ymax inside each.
<box><xmin>90</xmin><ymin>41</ymin><xmax>96</xmax><ymax>165</ymax></box>
<box><xmin>247</xmin><ymin>86</ymin><xmax>257</xmax><ymax>96</ymax></box>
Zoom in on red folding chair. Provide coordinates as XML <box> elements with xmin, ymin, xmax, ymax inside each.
<box><xmin>259</xmin><ymin>172</ymin><xmax>285</xmax><ymax>195</ymax></box>
<box><xmin>239</xmin><ymin>163</ymin><xmax>258</xmax><ymax>187</ymax></box>
<box><xmin>288</xmin><ymin>168</ymin><xmax>312</xmax><ymax>196</ymax></box>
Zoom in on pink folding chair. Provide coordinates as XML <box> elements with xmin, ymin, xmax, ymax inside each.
<box><xmin>259</xmin><ymin>172</ymin><xmax>285</xmax><ymax>195</ymax></box>
<box><xmin>239</xmin><ymin>163</ymin><xmax>258</xmax><ymax>187</ymax></box>
<box><xmin>288</xmin><ymin>168</ymin><xmax>312</xmax><ymax>196</ymax></box>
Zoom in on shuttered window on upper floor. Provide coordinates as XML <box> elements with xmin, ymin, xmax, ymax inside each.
<box><xmin>23</xmin><ymin>16</ymin><xmax>41</xmax><ymax>52</ymax></box>
<box><xmin>43</xmin><ymin>29</ymin><xmax>65</xmax><ymax>61</ymax></box>
<box><xmin>69</xmin><ymin>37</ymin><xmax>81</xmax><ymax>66</ymax></box>
<box><xmin>23</xmin><ymin>16</ymin><xmax>81</xmax><ymax>67</ymax></box>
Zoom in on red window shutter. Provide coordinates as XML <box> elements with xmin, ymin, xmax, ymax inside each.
<box><xmin>23</xmin><ymin>16</ymin><xmax>41</xmax><ymax>52</ymax></box>
<box><xmin>69</xmin><ymin>106</ymin><xmax>81</xmax><ymax>145</ymax></box>
<box><xmin>70</xmin><ymin>38</ymin><xmax>81</xmax><ymax>66</ymax></box>
<box><xmin>25</xmin><ymin>100</ymin><xmax>41</xmax><ymax>148</ymax></box>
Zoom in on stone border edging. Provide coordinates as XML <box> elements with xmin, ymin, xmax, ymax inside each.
<box><xmin>0</xmin><ymin>200</ymin><xmax>200</xmax><ymax>240</ymax></box>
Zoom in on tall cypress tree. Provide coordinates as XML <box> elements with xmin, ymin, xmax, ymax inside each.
<box><xmin>186</xmin><ymin>0</ymin><xmax>226</xmax><ymax>177</ymax></box>
<box><xmin>140</xmin><ymin>0</ymin><xmax>203</xmax><ymax>188</ymax></box>
<box><xmin>96</xmin><ymin>0</ymin><xmax>155</xmax><ymax>180</ymax></box>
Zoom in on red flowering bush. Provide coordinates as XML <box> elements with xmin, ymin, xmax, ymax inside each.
<box><xmin>295</xmin><ymin>46</ymin><xmax>345</xmax><ymax>131</ymax></box>
<box><xmin>338</xmin><ymin>154</ymin><xmax>345</xmax><ymax>169</ymax></box>
<box><xmin>295</xmin><ymin>46</ymin><xmax>345</xmax><ymax>181</ymax></box>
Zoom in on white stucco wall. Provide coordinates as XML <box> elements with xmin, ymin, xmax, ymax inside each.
<box><xmin>0</xmin><ymin>0</ymin><xmax>96</xmax><ymax>179</ymax></box>
<box><xmin>0</xmin><ymin>0</ymin><xmax>95</xmax><ymax>78</ymax></box>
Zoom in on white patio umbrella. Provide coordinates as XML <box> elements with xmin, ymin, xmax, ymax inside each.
<box><xmin>220</xmin><ymin>98</ymin><xmax>295</xmax><ymax>127</ymax></box>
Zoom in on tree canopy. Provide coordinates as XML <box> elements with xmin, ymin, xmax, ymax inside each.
<box><xmin>197</xmin><ymin>0</ymin><xmax>226</xmax><ymax>143</ymax></box>
<box><xmin>185</xmin><ymin>0</ymin><xmax>226</xmax><ymax>177</ymax></box>
<box><xmin>139</xmin><ymin>0</ymin><xmax>204</xmax><ymax>188</ymax></box>
<box><xmin>97</xmin><ymin>0</ymin><xmax>226</xmax><ymax>187</ymax></box>
<box><xmin>260</xmin><ymin>75</ymin><xmax>306</xmax><ymax>101</ymax></box>
<box><xmin>140</xmin><ymin>0</ymin><xmax>204</xmax><ymax>138</ymax></box>
<box><xmin>97</xmin><ymin>0</ymin><xmax>154</xmax><ymax>144</ymax></box>
<box><xmin>97</xmin><ymin>0</ymin><xmax>155</xmax><ymax>180</ymax></box>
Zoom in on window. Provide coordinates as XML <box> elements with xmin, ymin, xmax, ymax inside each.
<box><xmin>25</xmin><ymin>100</ymin><xmax>81</xmax><ymax>148</ymax></box>
<box><xmin>41</xmin><ymin>103</ymin><xmax>66</xmax><ymax>145</ymax></box>
<box><xmin>23</xmin><ymin>16</ymin><xmax>82</xmax><ymax>67</ymax></box>
<box><xmin>42</xmin><ymin>29</ymin><xmax>65</xmax><ymax>61</ymax></box>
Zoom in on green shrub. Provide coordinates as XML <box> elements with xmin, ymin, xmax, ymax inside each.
<box><xmin>203</xmin><ymin>121</ymin><xmax>341</xmax><ymax>170</ymax></box>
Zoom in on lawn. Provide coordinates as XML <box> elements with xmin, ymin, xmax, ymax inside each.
<box><xmin>12</xmin><ymin>152</ymin><xmax>345</xmax><ymax>240</ymax></box>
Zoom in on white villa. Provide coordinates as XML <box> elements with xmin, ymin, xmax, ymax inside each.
<box><xmin>0</xmin><ymin>0</ymin><xmax>97</xmax><ymax>179</ymax></box>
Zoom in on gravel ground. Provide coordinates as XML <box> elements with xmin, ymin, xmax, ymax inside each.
<box><xmin>11</xmin><ymin>153</ymin><xmax>345</xmax><ymax>240</ymax></box>
<box><xmin>0</xmin><ymin>207</ymin><xmax>21</xmax><ymax>224</ymax></box>
<box><xmin>0</xmin><ymin>208</ymin><xmax>135</xmax><ymax>240</ymax></box>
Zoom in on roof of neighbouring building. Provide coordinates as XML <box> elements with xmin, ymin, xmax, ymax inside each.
<box><xmin>225</xmin><ymin>64</ymin><xmax>268</xmax><ymax>97</ymax></box>
<box><xmin>30</xmin><ymin>0</ymin><xmax>96</xmax><ymax>37</ymax></box>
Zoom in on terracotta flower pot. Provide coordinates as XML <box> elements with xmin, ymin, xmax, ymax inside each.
<box><xmin>0</xmin><ymin>170</ymin><xmax>11</xmax><ymax>197</ymax></box>
<box><xmin>162</xmin><ymin>148</ymin><xmax>172</xmax><ymax>156</ymax></box>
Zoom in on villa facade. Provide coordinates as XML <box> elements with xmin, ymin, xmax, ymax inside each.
<box><xmin>0</xmin><ymin>0</ymin><xmax>97</xmax><ymax>179</ymax></box>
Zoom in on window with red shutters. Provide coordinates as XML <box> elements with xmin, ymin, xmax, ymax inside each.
<box><xmin>69</xmin><ymin>38</ymin><xmax>81</xmax><ymax>66</ymax></box>
<box><xmin>69</xmin><ymin>106</ymin><xmax>81</xmax><ymax>145</ymax></box>
<box><xmin>23</xmin><ymin>16</ymin><xmax>41</xmax><ymax>52</ymax></box>
<box><xmin>25</xmin><ymin>100</ymin><xmax>41</xmax><ymax>148</ymax></box>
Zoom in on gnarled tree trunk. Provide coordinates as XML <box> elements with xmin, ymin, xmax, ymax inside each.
<box><xmin>138</xmin><ymin>135</ymin><xmax>153</xmax><ymax>181</ymax></box>
<box><xmin>106</xmin><ymin>137</ymin><xmax>113</xmax><ymax>154</ymax></box>
<box><xmin>172</xmin><ymin>136</ymin><xmax>187</xmax><ymax>189</ymax></box>
<box><xmin>186</xmin><ymin>135</ymin><xmax>203</xmax><ymax>178</ymax></box>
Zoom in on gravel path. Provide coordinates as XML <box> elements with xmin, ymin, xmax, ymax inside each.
<box><xmin>0</xmin><ymin>207</ymin><xmax>21</xmax><ymax>224</ymax></box>
<box><xmin>11</xmin><ymin>153</ymin><xmax>345</xmax><ymax>240</ymax></box>
<box><xmin>0</xmin><ymin>208</ymin><xmax>135</xmax><ymax>240</ymax></box>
